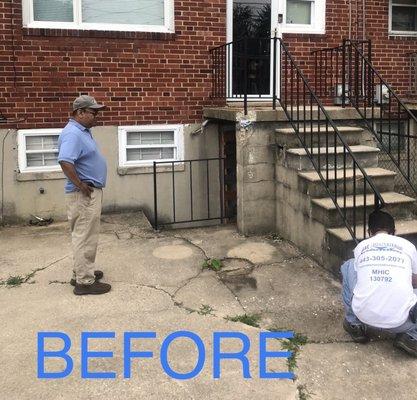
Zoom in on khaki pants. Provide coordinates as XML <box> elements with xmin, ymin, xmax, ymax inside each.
<box><xmin>66</xmin><ymin>188</ymin><xmax>103</xmax><ymax>285</ymax></box>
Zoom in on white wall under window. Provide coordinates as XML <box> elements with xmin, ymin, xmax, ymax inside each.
<box><xmin>389</xmin><ymin>0</ymin><xmax>417</xmax><ymax>36</ymax></box>
<box><xmin>18</xmin><ymin>129</ymin><xmax>62</xmax><ymax>173</ymax></box>
<box><xmin>22</xmin><ymin>0</ymin><xmax>175</xmax><ymax>33</ymax></box>
<box><xmin>118</xmin><ymin>125</ymin><xmax>184</xmax><ymax>167</ymax></box>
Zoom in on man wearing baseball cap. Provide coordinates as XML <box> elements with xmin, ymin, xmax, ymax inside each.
<box><xmin>58</xmin><ymin>95</ymin><xmax>111</xmax><ymax>295</ymax></box>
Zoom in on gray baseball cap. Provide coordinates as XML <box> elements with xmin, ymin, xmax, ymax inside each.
<box><xmin>72</xmin><ymin>95</ymin><xmax>106</xmax><ymax>111</ymax></box>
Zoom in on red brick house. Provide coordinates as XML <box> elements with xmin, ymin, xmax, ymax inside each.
<box><xmin>1</xmin><ymin>1</ymin><xmax>417</xmax><ymax>127</ymax></box>
<box><xmin>2</xmin><ymin>1</ymin><xmax>417</xmax><ymax>269</ymax></box>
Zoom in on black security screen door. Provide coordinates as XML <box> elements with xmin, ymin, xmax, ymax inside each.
<box><xmin>232</xmin><ymin>0</ymin><xmax>272</xmax><ymax>96</ymax></box>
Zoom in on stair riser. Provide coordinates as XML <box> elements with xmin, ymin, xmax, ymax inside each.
<box><xmin>285</xmin><ymin>152</ymin><xmax>379</xmax><ymax>171</ymax></box>
<box><xmin>275</xmin><ymin>132</ymin><xmax>362</xmax><ymax>148</ymax></box>
<box><xmin>312</xmin><ymin>202</ymin><xmax>415</xmax><ymax>228</ymax></box>
<box><xmin>300</xmin><ymin>175</ymin><xmax>395</xmax><ymax>198</ymax></box>
<box><xmin>328</xmin><ymin>232</ymin><xmax>417</xmax><ymax>261</ymax></box>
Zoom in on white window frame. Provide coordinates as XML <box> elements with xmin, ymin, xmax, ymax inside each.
<box><xmin>118</xmin><ymin>124</ymin><xmax>184</xmax><ymax>167</ymax></box>
<box><xmin>389</xmin><ymin>0</ymin><xmax>417</xmax><ymax>36</ymax></box>
<box><xmin>18</xmin><ymin>129</ymin><xmax>62</xmax><ymax>173</ymax></box>
<box><xmin>22</xmin><ymin>0</ymin><xmax>175</xmax><ymax>33</ymax></box>
<box><xmin>282</xmin><ymin>0</ymin><xmax>326</xmax><ymax>35</ymax></box>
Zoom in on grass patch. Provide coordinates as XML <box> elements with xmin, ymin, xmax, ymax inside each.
<box><xmin>3</xmin><ymin>275</ymin><xmax>25</xmax><ymax>287</ymax></box>
<box><xmin>281</xmin><ymin>332</ymin><xmax>308</xmax><ymax>372</ymax></box>
<box><xmin>226</xmin><ymin>313</ymin><xmax>261</xmax><ymax>328</ymax></box>
<box><xmin>202</xmin><ymin>258</ymin><xmax>222</xmax><ymax>271</ymax></box>
<box><xmin>198</xmin><ymin>304</ymin><xmax>215</xmax><ymax>315</ymax></box>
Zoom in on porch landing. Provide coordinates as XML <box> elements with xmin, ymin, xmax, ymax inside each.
<box><xmin>204</xmin><ymin>105</ymin><xmax>380</xmax><ymax>122</ymax></box>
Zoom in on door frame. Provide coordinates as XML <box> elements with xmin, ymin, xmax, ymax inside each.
<box><xmin>226</xmin><ymin>0</ymin><xmax>283</xmax><ymax>101</ymax></box>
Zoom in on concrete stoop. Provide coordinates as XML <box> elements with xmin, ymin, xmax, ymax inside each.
<box><xmin>274</xmin><ymin>125</ymin><xmax>417</xmax><ymax>273</ymax></box>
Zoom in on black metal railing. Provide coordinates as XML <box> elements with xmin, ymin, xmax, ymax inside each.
<box><xmin>279</xmin><ymin>39</ymin><xmax>384</xmax><ymax>242</ymax></box>
<box><xmin>313</xmin><ymin>40</ymin><xmax>417</xmax><ymax>196</ymax></box>
<box><xmin>210</xmin><ymin>36</ymin><xmax>279</xmax><ymax>115</ymax></box>
<box><xmin>153</xmin><ymin>158</ymin><xmax>225</xmax><ymax>230</ymax></box>
<box><xmin>210</xmin><ymin>36</ymin><xmax>385</xmax><ymax>241</ymax></box>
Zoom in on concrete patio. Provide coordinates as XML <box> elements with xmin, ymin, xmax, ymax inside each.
<box><xmin>0</xmin><ymin>212</ymin><xmax>416</xmax><ymax>400</ymax></box>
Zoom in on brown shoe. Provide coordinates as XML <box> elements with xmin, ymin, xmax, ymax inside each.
<box><xmin>73</xmin><ymin>281</ymin><xmax>111</xmax><ymax>296</ymax></box>
<box><xmin>70</xmin><ymin>270</ymin><xmax>103</xmax><ymax>287</ymax></box>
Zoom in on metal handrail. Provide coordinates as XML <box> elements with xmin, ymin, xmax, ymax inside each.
<box><xmin>210</xmin><ymin>36</ymin><xmax>385</xmax><ymax>242</ymax></box>
<box><xmin>279</xmin><ymin>38</ymin><xmax>384</xmax><ymax>242</ymax></box>
<box><xmin>311</xmin><ymin>40</ymin><xmax>417</xmax><ymax>197</ymax></box>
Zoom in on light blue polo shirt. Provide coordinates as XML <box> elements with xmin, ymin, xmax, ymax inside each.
<box><xmin>58</xmin><ymin>119</ymin><xmax>107</xmax><ymax>193</ymax></box>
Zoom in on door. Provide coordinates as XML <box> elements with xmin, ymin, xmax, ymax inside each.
<box><xmin>227</xmin><ymin>0</ymin><xmax>282</xmax><ymax>99</ymax></box>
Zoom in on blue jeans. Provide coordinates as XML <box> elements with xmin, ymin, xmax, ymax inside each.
<box><xmin>341</xmin><ymin>258</ymin><xmax>417</xmax><ymax>339</ymax></box>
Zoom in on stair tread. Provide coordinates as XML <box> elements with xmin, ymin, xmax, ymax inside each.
<box><xmin>328</xmin><ymin>219</ymin><xmax>417</xmax><ymax>242</ymax></box>
<box><xmin>298</xmin><ymin>168</ymin><xmax>396</xmax><ymax>182</ymax></box>
<box><xmin>276</xmin><ymin>126</ymin><xmax>363</xmax><ymax>134</ymax></box>
<box><xmin>312</xmin><ymin>191</ymin><xmax>415</xmax><ymax>210</ymax></box>
<box><xmin>286</xmin><ymin>145</ymin><xmax>379</xmax><ymax>156</ymax></box>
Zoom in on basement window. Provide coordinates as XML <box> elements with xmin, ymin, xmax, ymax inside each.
<box><xmin>18</xmin><ymin>129</ymin><xmax>61</xmax><ymax>173</ymax></box>
<box><xmin>390</xmin><ymin>0</ymin><xmax>417</xmax><ymax>35</ymax></box>
<box><xmin>118</xmin><ymin>125</ymin><xmax>184</xmax><ymax>167</ymax></box>
<box><xmin>22</xmin><ymin>0</ymin><xmax>175</xmax><ymax>33</ymax></box>
<box><xmin>283</xmin><ymin>0</ymin><xmax>325</xmax><ymax>34</ymax></box>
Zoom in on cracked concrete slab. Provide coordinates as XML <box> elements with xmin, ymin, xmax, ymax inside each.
<box><xmin>0</xmin><ymin>222</ymin><xmax>71</xmax><ymax>281</ymax></box>
<box><xmin>172</xmin><ymin>225</ymin><xmax>301</xmax><ymax>264</ymax></box>
<box><xmin>174</xmin><ymin>270</ymin><xmax>245</xmax><ymax>318</ymax></box>
<box><xmin>1</xmin><ymin>284</ymin><xmax>296</xmax><ymax>400</ymax></box>
<box><xmin>1</xmin><ymin>214</ymin><xmax>416</xmax><ymax>399</ymax></box>
<box><xmin>225</xmin><ymin>258</ymin><xmax>346</xmax><ymax>342</ymax></box>
<box><xmin>297</xmin><ymin>341</ymin><xmax>417</xmax><ymax>400</ymax></box>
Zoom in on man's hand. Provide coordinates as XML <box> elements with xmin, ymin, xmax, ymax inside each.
<box><xmin>59</xmin><ymin>161</ymin><xmax>93</xmax><ymax>197</ymax></box>
<box><xmin>78</xmin><ymin>182</ymin><xmax>94</xmax><ymax>198</ymax></box>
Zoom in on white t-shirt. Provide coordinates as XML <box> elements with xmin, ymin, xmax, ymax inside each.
<box><xmin>352</xmin><ymin>232</ymin><xmax>417</xmax><ymax>328</ymax></box>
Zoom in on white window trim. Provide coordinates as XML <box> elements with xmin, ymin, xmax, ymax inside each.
<box><xmin>22</xmin><ymin>0</ymin><xmax>175</xmax><ymax>33</ymax></box>
<box><xmin>389</xmin><ymin>0</ymin><xmax>417</xmax><ymax>37</ymax></box>
<box><xmin>226</xmin><ymin>0</ymin><xmax>325</xmax><ymax>40</ymax></box>
<box><xmin>282</xmin><ymin>0</ymin><xmax>326</xmax><ymax>35</ymax></box>
<box><xmin>18</xmin><ymin>129</ymin><xmax>62</xmax><ymax>173</ymax></box>
<box><xmin>118</xmin><ymin>125</ymin><xmax>184</xmax><ymax>168</ymax></box>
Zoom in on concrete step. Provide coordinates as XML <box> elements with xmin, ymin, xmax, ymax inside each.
<box><xmin>311</xmin><ymin>191</ymin><xmax>416</xmax><ymax>228</ymax></box>
<box><xmin>284</xmin><ymin>145</ymin><xmax>380</xmax><ymax>171</ymax></box>
<box><xmin>327</xmin><ymin>219</ymin><xmax>417</xmax><ymax>261</ymax></box>
<box><xmin>275</xmin><ymin>126</ymin><xmax>363</xmax><ymax>148</ymax></box>
<box><xmin>298</xmin><ymin>167</ymin><xmax>396</xmax><ymax>198</ymax></box>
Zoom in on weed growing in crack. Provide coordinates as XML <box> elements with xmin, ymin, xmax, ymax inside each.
<box><xmin>2</xmin><ymin>275</ymin><xmax>25</xmax><ymax>287</ymax></box>
<box><xmin>297</xmin><ymin>384</ymin><xmax>313</xmax><ymax>400</ymax></box>
<box><xmin>226</xmin><ymin>313</ymin><xmax>261</xmax><ymax>328</ymax></box>
<box><xmin>202</xmin><ymin>258</ymin><xmax>222</xmax><ymax>271</ymax></box>
<box><xmin>280</xmin><ymin>332</ymin><xmax>308</xmax><ymax>372</ymax></box>
<box><xmin>198</xmin><ymin>304</ymin><xmax>214</xmax><ymax>315</ymax></box>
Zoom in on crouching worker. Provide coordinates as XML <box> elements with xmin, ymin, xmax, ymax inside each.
<box><xmin>341</xmin><ymin>209</ymin><xmax>417</xmax><ymax>356</ymax></box>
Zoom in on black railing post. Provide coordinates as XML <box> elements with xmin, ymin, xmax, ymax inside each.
<box><xmin>243</xmin><ymin>37</ymin><xmax>248</xmax><ymax>115</ymax></box>
<box><xmin>273</xmin><ymin>32</ymin><xmax>277</xmax><ymax>110</ymax></box>
<box><xmin>153</xmin><ymin>161</ymin><xmax>158</xmax><ymax>230</ymax></box>
<box><xmin>342</xmin><ymin>39</ymin><xmax>347</xmax><ymax>108</ymax></box>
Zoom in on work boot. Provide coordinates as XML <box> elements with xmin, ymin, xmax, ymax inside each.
<box><xmin>70</xmin><ymin>270</ymin><xmax>103</xmax><ymax>287</ymax></box>
<box><xmin>73</xmin><ymin>281</ymin><xmax>111</xmax><ymax>296</ymax></box>
<box><xmin>393</xmin><ymin>333</ymin><xmax>417</xmax><ymax>357</ymax></box>
<box><xmin>343</xmin><ymin>319</ymin><xmax>369</xmax><ymax>343</ymax></box>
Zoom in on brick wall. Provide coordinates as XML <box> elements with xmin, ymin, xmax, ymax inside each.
<box><xmin>283</xmin><ymin>0</ymin><xmax>417</xmax><ymax>100</ymax></box>
<box><xmin>1</xmin><ymin>0</ymin><xmax>417</xmax><ymax>129</ymax></box>
<box><xmin>0</xmin><ymin>0</ymin><xmax>226</xmax><ymax>128</ymax></box>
